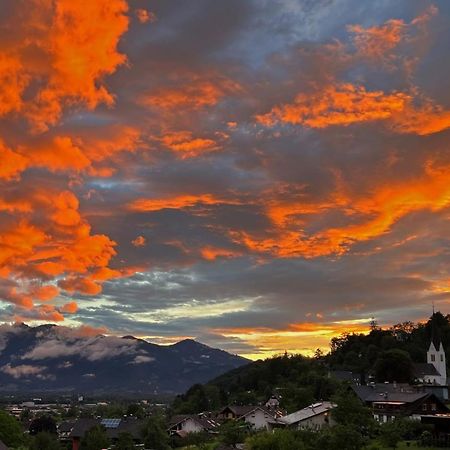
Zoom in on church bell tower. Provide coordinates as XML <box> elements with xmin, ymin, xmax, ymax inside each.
<box><xmin>427</xmin><ymin>308</ymin><xmax>447</xmax><ymax>385</ymax></box>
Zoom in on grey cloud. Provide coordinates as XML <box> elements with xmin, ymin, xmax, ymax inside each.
<box><xmin>22</xmin><ymin>335</ymin><xmax>139</xmax><ymax>362</ymax></box>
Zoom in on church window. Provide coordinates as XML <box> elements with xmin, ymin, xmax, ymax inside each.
<box><xmin>431</xmin><ymin>354</ymin><xmax>435</xmax><ymax>362</ymax></box>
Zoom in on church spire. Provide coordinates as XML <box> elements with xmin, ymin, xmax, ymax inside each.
<box><xmin>430</xmin><ymin>305</ymin><xmax>442</xmax><ymax>350</ymax></box>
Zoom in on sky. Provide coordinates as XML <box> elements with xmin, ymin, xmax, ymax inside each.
<box><xmin>1</xmin><ymin>0</ymin><xmax>450</xmax><ymax>359</ymax></box>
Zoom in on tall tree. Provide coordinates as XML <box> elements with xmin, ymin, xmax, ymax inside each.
<box><xmin>141</xmin><ymin>416</ymin><xmax>170</xmax><ymax>450</ymax></box>
<box><xmin>115</xmin><ymin>432</ymin><xmax>135</xmax><ymax>450</ymax></box>
<box><xmin>0</xmin><ymin>410</ymin><xmax>25</xmax><ymax>448</ymax></box>
<box><xmin>29</xmin><ymin>416</ymin><xmax>57</xmax><ymax>435</ymax></box>
<box><xmin>80</xmin><ymin>425</ymin><xmax>110</xmax><ymax>450</ymax></box>
<box><xmin>374</xmin><ymin>349</ymin><xmax>413</xmax><ymax>383</ymax></box>
<box><xmin>31</xmin><ymin>432</ymin><xmax>61</xmax><ymax>450</ymax></box>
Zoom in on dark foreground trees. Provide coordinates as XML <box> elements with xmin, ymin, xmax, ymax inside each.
<box><xmin>80</xmin><ymin>425</ymin><xmax>110</xmax><ymax>450</ymax></box>
<box><xmin>0</xmin><ymin>410</ymin><xmax>25</xmax><ymax>448</ymax></box>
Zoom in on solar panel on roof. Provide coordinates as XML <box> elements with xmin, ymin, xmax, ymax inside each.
<box><xmin>101</xmin><ymin>418</ymin><xmax>121</xmax><ymax>429</ymax></box>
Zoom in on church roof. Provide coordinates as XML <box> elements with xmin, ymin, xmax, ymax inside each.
<box><xmin>413</xmin><ymin>363</ymin><xmax>440</xmax><ymax>377</ymax></box>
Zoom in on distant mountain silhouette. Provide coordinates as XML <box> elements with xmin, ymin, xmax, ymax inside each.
<box><xmin>0</xmin><ymin>323</ymin><xmax>249</xmax><ymax>394</ymax></box>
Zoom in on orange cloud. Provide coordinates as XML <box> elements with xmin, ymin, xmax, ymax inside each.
<box><xmin>1</xmin><ymin>126</ymin><xmax>141</xmax><ymax>181</ymax></box>
<box><xmin>32</xmin><ymin>285</ymin><xmax>60</xmax><ymax>302</ymax></box>
<box><xmin>132</xmin><ymin>236</ymin><xmax>147</xmax><ymax>247</ymax></box>
<box><xmin>58</xmin><ymin>277</ymin><xmax>102</xmax><ymax>296</ymax></box>
<box><xmin>27</xmin><ymin>137</ymin><xmax>91</xmax><ymax>173</ymax></box>
<box><xmin>257</xmin><ymin>83</ymin><xmax>408</xmax><ymax>128</ymax></box>
<box><xmin>135</xmin><ymin>8</ymin><xmax>156</xmax><ymax>24</ymax></box>
<box><xmin>200</xmin><ymin>246</ymin><xmax>241</xmax><ymax>261</ymax></box>
<box><xmin>337</xmin><ymin>6</ymin><xmax>435</xmax><ymax>84</ymax></box>
<box><xmin>232</xmin><ymin>160</ymin><xmax>450</xmax><ymax>258</ymax></box>
<box><xmin>0</xmin><ymin>54</ymin><xmax>28</xmax><ymax>116</ymax></box>
<box><xmin>128</xmin><ymin>194</ymin><xmax>238</xmax><ymax>212</ymax></box>
<box><xmin>348</xmin><ymin>19</ymin><xmax>405</xmax><ymax>61</ymax></box>
<box><xmin>0</xmin><ymin>221</ymin><xmax>47</xmax><ymax>270</ymax></box>
<box><xmin>315</xmin><ymin>161</ymin><xmax>450</xmax><ymax>254</ymax></box>
<box><xmin>391</xmin><ymin>98</ymin><xmax>450</xmax><ymax>136</ymax></box>
<box><xmin>35</xmin><ymin>305</ymin><xmax>65</xmax><ymax>322</ymax></box>
<box><xmin>258</xmin><ymin>82</ymin><xmax>450</xmax><ymax>136</ymax></box>
<box><xmin>0</xmin><ymin>187</ymin><xmax>120</xmax><ymax>318</ymax></box>
<box><xmin>23</xmin><ymin>0</ymin><xmax>129</xmax><ymax>131</ymax></box>
<box><xmin>0</xmin><ymin>142</ymin><xmax>28</xmax><ymax>181</ymax></box>
<box><xmin>140</xmin><ymin>75</ymin><xmax>241</xmax><ymax>111</ymax></box>
<box><xmin>160</xmin><ymin>131</ymin><xmax>218</xmax><ymax>158</ymax></box>
<box><xmin>60</xmin><ymin>302</ymin><xmax>78</xmax><ymax>314</ymax></box>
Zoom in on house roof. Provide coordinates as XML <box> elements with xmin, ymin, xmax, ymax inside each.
<box><xmin>220</xmin><ymin>405</ymin><xmax>257</xmax><ymax>417</ymax></box>
<box><xmin>168</xmin><ymin>415</ymin><xmax>220</xmax><ymax>431</ymax></box>
<box><xmin>58</xmin><ymin>420</ymin><xmax>76</xmax><ymax>433</ymax></box>
<box><xmin>69</xmin><ymin>417</ymin><xmax>144</xmax><ymax>440</ymax></box>
<box><xmin>0</xmin><ymin>439</ymin><xmax>8</xmax><ymax>450</ymax></box>
<box><xmin>413</xmin><ymin>363</ymin><xmax>440</xmax><ymax>377</ymax></box>
<box><xmin>69</xmin><ymin>418</ymin><xmax>100</xmax><ymax>438</ymax></box>
<box><xmin>105</xmin><ymin>418</ymin><xmax>144</xmax><ymax>440</ymax></box>
<box><xmin>220</xmin><ymin>405</ymin><xmax>285</xmax><ymax>419</ymax></box>
<box><xmin>169</xmin><ymin>415</ymin><xmax>191</xmax><ymax>426</ymax></box>
<box><xmin>351</xmin><ymin>384</ymin><xmax>428</xmax><ymax>404</ymax></box>
<box><xmin>195</xmin><ymin>417</ymin><xmax>221</xmax><ymax>430</ymax></box>
<box><xmin>278</xmin><ymin>402</ymin><xmax>336</xmax><ymax>425</ymax></box>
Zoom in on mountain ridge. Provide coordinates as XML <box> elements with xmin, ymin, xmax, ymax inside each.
<box><xmin>0</xmin><ymin>323</ymin><xmax>249</xmax><ymax>394</ymax></box>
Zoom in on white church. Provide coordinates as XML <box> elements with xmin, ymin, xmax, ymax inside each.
<box><xmin>425</xmin><ymin>340</ymin><xmax>447</xmax><ymax>386</ymax></box>
<box><xmin>413</xmin><ymin>327</ymin><xmax>448</xmax><ymax>400</ymax></box>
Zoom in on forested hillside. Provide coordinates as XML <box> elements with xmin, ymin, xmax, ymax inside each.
<box><xmin>173</xmin><ymin>312</ymin><xmax>449</xmax><ymax>414</ymax></box>
<box><xmin>328</xmin><ymin>311</ymin><xmax>450</xmax><ymax>383</ymax></box>
<box><xmin>172</xmin><ymin>354</ymin><xmax>338</xmax><ymax>414</ymax></box>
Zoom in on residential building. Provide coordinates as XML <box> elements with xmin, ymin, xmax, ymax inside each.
<box><xmin>352</xmin><ymin>384</ymin><xmax>449</xmax><ymax>422</ymax></box>
<box><xmin>278</xmin><ymin>401</ymin><xmax>336</xmax><ymax>430</ymax></box>
<box><xmin>68</xmin><ymin>417</ymin><xmax>145</xmax><ymax>450</ymax></box>
<box><xmin>168</xmin><ymin>415</ymin><xmax>220</xmax><ymax>436</ymax></box>
<box><xmin>217</xmin><ymin>405</ymin><xmax>285</xmax><ymax>430</ymax></box>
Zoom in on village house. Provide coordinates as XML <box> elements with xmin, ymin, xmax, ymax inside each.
<box><xmin>352</xmin><ymin>383</ymin><xmax>449</xmax><ymax>422</ymax></box>
<box><xmin>57</xmin><ymin>420</ymin><xmax>76</xmax><ymax>446</ymax></box>
<box><xmin>277</xmin><ymin>401</ymin><xmax>336</xmax><ymax>430</ymax></box>
<box><xmin>217</xmin><ymin>405</ymin><xmax>285</xmax><ymax>430</ymax></box>
<box><xmin>66</xmin><ymin>417</ymin><xmax>145</xmax><ymax>450</ymax></box>
<box><xmin>168</xmin><ymin>414</ymin><xmax>221</xmax><ymax>436</ymax></box>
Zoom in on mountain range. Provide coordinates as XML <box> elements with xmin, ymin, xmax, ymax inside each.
<box><xmin>0</xmin><ymin>323</ymin><xmax>249</xmax><ymax>394</ymax></box>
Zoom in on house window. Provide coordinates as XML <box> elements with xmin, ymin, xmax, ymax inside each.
<box><xmin>431</xmin><ymin>354</ymin><xmax>435</xmax><ymax>362</ymax></box>
<box><xmin>431</xmin><ymin>404</ymin><xmax>437</xmax><ymax>411</ymax></box>
<box><xmin>422</xmin><ymin>404</ymin><xmax>427</xmax><ymax>411</ymax></box>
<box><xmin>441</xmin><ymin>355</ymin><xmax>444</xmax><ymax>362</ymax></box>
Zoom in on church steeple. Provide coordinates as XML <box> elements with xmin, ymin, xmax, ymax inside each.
<box><xmin>427</xmin><ymin>310</ymin><xmax>447</xmax><ymax>385</ymax></box>
<box><xmin>431</xmin><ymin>304</ymin><xmax>442</xmax><ymax>349</ymax></box>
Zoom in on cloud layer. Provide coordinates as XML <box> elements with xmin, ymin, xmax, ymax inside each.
<box><xmin>1</xmin><ymin>0</ymin><xmax>450</xmax><ymax>358</ymax></box>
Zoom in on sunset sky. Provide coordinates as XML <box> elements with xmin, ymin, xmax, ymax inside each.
<box><xmin>1</xmin><ymin>0</ymin><xmax>450</xmax><ymax>359</ymax></box>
